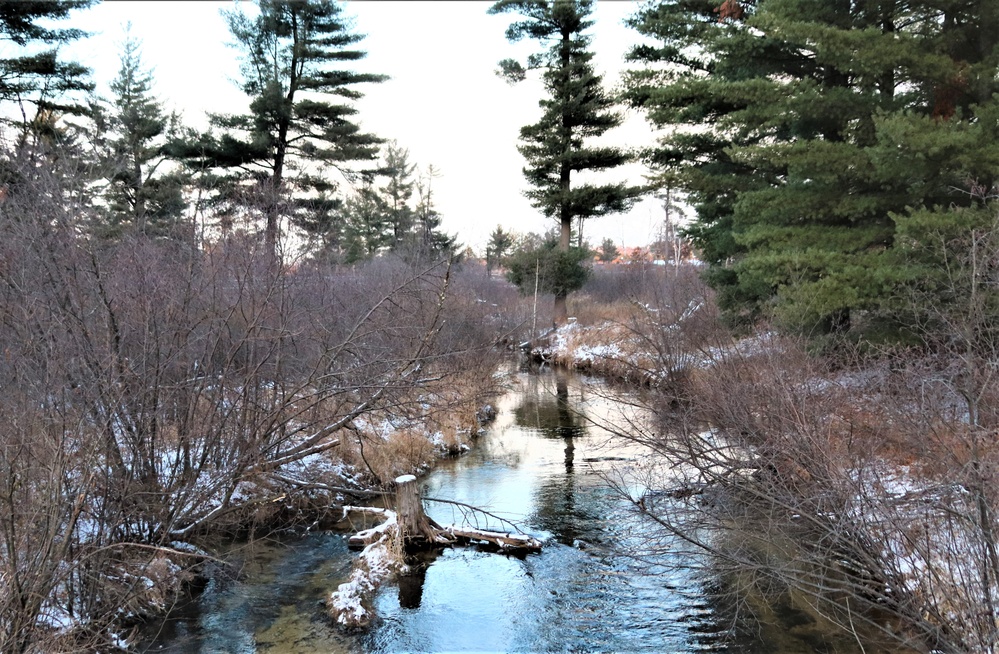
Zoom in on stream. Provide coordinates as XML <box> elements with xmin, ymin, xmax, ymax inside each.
<box><xmin>141</xmin><ymin>366</ymin><xmax>871</xmax><ymax>653</ymax></box>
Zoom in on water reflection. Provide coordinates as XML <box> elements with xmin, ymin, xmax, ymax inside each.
<box><xmin>365</xmin><ymin>366</ymin><xmax>729</xmax><ymax>653</ymax></box>
<box><xmin>396</xmin><ymin>552</ymin><xmax>434</xmax><ymax>610</ymax></box>
<box><xmin>512</xmin><ymin>367</ymin><xmax>586</xmax><ymax>440</ymax></box>
<box><xmin>515</xmin><ymin>368</ymin><xmax>588</xmax><ymax>545</ymax></box>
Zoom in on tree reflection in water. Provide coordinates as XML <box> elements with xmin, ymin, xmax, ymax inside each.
<box><xmin>512</xmin><ymin>367</ymin><xmax>595</xmax><ymax>546</ymax></box>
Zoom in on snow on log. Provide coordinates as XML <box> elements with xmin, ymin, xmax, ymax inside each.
<box><xmin>343</xmin><ymin>506</ymin><xmax>397</xmax><ymax>549</ymax></box>
<box><xmin>443</xmin><ymin>525</ymin><xmax>542</xmax><ymax>553</ymax></box>
<box><xmin>328</xmin><ymin>533</ymin><xmax>399</xmax><ymax>630</ymax></box>
<box><xmin>330</xmin><ymin>475</ymin><xmax>543</xmax><ymax>630</ymax></box>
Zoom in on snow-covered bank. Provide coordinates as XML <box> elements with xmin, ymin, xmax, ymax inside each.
<box><xmin>529</xmin><ymin>314</ymin><xmax>999</xmax><ymax>651</ymax></box>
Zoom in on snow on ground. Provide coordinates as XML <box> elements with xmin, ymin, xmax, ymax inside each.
<box><xmin>537</xmin><ymin>316</ymin><xmax>997</xmax><ymax>646</ymax></box>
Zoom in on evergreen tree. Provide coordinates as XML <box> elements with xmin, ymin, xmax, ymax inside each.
<box><xmin>597</xmin><ymin>237</ymin><xmax>618</xmax><ymax>263</ymax></box>
<box><xmin>486</xmin><ymin>225</ymin><xmax>514</xmax><ymax>276</ymax></box>
<box><xmin>0</xmin><ymin>1</ymin><xmax>95</xmax><ymax>219</ymax></box>
<box><xmin>0</xmin><ymin>1</ymin><xmax>94</xmax><ymax>128</ymax></box>
<box><xmin>410</xmin><ymin>164</ymin><xmax>459</xmax><ymax>260</ymax></box>
<box><xmin>95</xmin><ymin>29</ymin><xmax>186</xmax><ymax>240</ymax></box>
<box><xmin>176</xmin><ymin>0</ymin><xmax>385</xmax><ymax>260</ymax></box>
<box><xmin>380</xmin><ymin>140</ymin><xmax>416</xmax><ymax>249</ymax></box>
<box><xmin>295</xmin><ymin>188</ymin><xmax>345</xmax><ymax>263</ymax></box>
<box><xmin>489</xmin><ymin>0</ymin><xmax>641</xmax><ymax>325</ymax></box>
<box><xmin>626</xmin><ymin>0</ymin><xmax>999</xmax><ymax>337</ymax></box>
<box><xmin>505</xmin><ymin>231</ymin><xmax>591</xmax><ymax>299</ymax></box>
<box><xmin>340</xmin><ymin>178</ymin><xmax>389</xmax><ymax>264</ymax></box>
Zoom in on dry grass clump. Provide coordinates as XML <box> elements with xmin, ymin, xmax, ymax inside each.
<box><xmin>546</xmin><ymin>319</ymin><xmax>658</xmax><ymax>383</ymax></box>
<box><xmin>528</xmin><ymin>262</ymin><xmax>722</xmax><ymax>387</ymax></box>
<box><xmin>337</xmin><ymin>424</ymin><xmax>438</xmax><ymax>486</ymax></box>
<box><xmin>566</xmin><ymin>294</ymin><xmax>636</xmax><ymax>327</ymax></box>
<box><xmin>330</xmin><ymin>365</ymin><xmax>500</xmax><ymax>487</ymax></box>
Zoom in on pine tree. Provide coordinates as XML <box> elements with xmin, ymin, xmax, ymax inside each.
<box><xmin>95</xmin><ymin>29</ymin><xmax>186</xmax><ymax>240</ymax></box>
<box><xmin>0</xmin><ymin>2</ymin><xmax>97</xmax><ymax>219</ymax></box>
<box><xmin>410</xmin><ymin>164</ymin><xmax>458</xmax><ymax>260</ymax></box>
<box><xmin>626</xmin><ymin>0</ymin><xmax>999</xmax><ymax>337</ymax></box>
<box><xmin>489</xmin><ymin>0</ymin><xmax>641</xmax><ymax>325</ymax></box>
<box><xmin>486</xmin><ymin>225</ymin><xmax>514</xmax><ymax>277</ymax></box>
<box><xmin>340</xmin><ymin>177</ymin><xmax>389</xmax><ymax>264</ymax></box>
<box><xmin>380</xmin><ymin>141</ymin><xmax>416</xmax><ymax>249</ymax></box>
<box><xmin>176</xmin><ymin>0</ymin><xmax>385</xmax><ymax>260</ymax></box>
<box><xmin>0</xmin><ymin>0</ymin><xmax>94</xmax><ymax>128</ymax></box>
<box><xmin>504</xmin><ymin>231</ymin><xmax>591</xmax><ymax>300</ymax></box>
<box><xmin>597</xmin><ymin>237</ymin><xmax>618</xmax><ymax>263</ymax></box>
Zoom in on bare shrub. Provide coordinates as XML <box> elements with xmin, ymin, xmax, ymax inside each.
<box><xmin>606</xmin><ymin>208</ymin><xmax>999</xmax><ymax>651</ymax></box>
<box><xmin>460</xmin><ymin>259</ymin><xmax>555</xmax><ymax>344</ymax></box>
<box><xmin>605</xmin><ymin>323</ymin><xmax>999</xmax><ymax>651</ymax></box>
<box><xmin>550</xmin><ymin>262</ymin><xmax>721</xmax><ymax>386</ymax></box>
<box><xmin>0</xmin><ymin>141</ymin><xmax>503</xmax><ymax>649</ymax></box>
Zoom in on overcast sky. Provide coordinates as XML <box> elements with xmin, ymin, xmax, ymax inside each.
<box><xmin>63</xmin><ymin>1</ymin><xmax>670</xmax><ymax>254</ymax></box>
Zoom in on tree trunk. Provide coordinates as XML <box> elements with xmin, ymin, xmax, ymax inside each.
<box><xmin>554</xmin><ymin>292</ymin><xmax>568</xmax><ymax>327</ymax></box>
<box><xmin>394</xmin><ymin>474</ymin><xmax>438</xmax><ymax>548</ymax></box>
<box><xmin>553</xmin><ymin>25</ymin><xmax>573</xmax><ymax>328</ymax></box>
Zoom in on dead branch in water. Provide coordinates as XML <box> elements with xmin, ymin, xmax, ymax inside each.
<box><xmin>328</xmin><ymin>475</ymin><xmax>541</xmax><ymax>630</ymax></box>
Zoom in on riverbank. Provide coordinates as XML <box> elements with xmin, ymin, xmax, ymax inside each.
<box><xmin>526</xmin><ymin>311</ymin><xmax>999</xmax><ymax>652</ymax></box>
<box><xmin>43</xmin><ymin>359</ymin><xmax>507</xmax><ymax>652</ymax></box>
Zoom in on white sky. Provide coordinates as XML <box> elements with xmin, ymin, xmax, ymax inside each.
<box><xmin>62</xmin><ymin>0</ymin><xmax>671</xmax><ymax>254</ymax></box>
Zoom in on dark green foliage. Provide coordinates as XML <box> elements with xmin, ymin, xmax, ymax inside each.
<box><xmin>883</xmin><ymin>199</ymin><xmax>999</xmax><ymax>342</ymax></box>
<box><xmin>174</xmin><ymin>0</ymin><xmax>385</xmax><ymax>257</ymax></box>
<box><xmin>490</xmin><ymin>0</ymin><xmax>641</xmax><ymax>322</ymax></box>
<box><xmin>340</xmin><ymin>180</ymin><xmax>389</xmax><ymax>264</ymax></box>
<box><xmin>625</xmin><ymin>0</ymin><xmax>999</xmax><ymax>338</ymax></box>
<box><xmin>312</xmin><ymin>155</ymin><xmax>458</xmax><ymax>265</ymax></box>
<box><xmin>505</xmin><ymin>236</ymin><xmax>591</xmax><ymax>297</ymax></box>
<box><xmin>597</xmin><ymin>237</ymin><xmax>618</xmax><ymax>262</ymax></box>
<box><xmin>486</xmin><ymin>225</ymin><xmax>514</xmax><ymax>275</ymax></box>
<box><xmin>381</xmin><ymin>141</ymin><xmax>417</xmax><ymax>248</ymax></box>
<box><xmin>0</xmin><ymin>1</ymin><xmax>94</xmax><ymax>121</ymax></box>
<box><xmin>92</xmin><ymin>30</ymin><xmax>187</xmax><ymax>241</ymax></box>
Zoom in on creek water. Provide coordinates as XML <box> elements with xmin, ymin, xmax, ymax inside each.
<box><xmin>140</xmin><ymin>366</ymin><xmax>869</xmax><ymax>653</ymax></box>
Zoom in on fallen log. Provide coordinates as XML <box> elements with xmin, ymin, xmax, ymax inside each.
<box><xmin>343</xmin><ymin>506</ymin><xmax>396</xmax><ymax>548</ymax></box>
<box><xmin>329</xmin><ymin>474</ymin><xmax>542</xmax><ymax>630</ymax></box>
<box><xmin>444</xmin><ymin>525</ymin><xmax>542</xmax><ymax>554</ymax></box>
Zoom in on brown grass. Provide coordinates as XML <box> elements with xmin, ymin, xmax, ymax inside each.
<box><xmin>328</xmin><ymin>365</ymin><xmax>500</xmax><ymax>487</ymax></box>
<box><xmin>566</xmin><ymin>294</ymin><xmax>636</xmax><ymax>327</ymax></box>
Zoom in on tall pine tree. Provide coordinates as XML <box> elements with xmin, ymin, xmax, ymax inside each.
<box><xmin>380</xmin><ymin>140</ymin><xmax>416</xmax><ymax>249</ymax></box>
<box><xmin>177</xmin><ymin>0</ymin><xmax>385</xmax><ymax>260</ymax></box>
<box><xmin>0</xmin><ymin>1</ymin><xmax>94</xmax><ymax>128</ymax></box>
<box><xmin>94</xmin><ymin>29</ymin><xmax>186</xmax><ymax>240</ymax></box>
<box><xmin>490</xmin><ymin>0</ymin><xmax>641</xmax><ymax>325</ymax></box>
